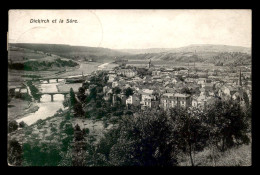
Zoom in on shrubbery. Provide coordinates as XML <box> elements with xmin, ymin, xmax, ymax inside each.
<box><xmin>8</xmin><ymin>120</ymin><xmax>18</xmax><ymax>133</ymax></box>
<box><xmin>91</xmin><ymin>100</ymin><xmax>251</xmax><ymax>166</ymax></box>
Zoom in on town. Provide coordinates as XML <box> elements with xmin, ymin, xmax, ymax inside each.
<box><xmin>84</xmin><ymin>59</ymin><xmax>252</xmax><ymax>113</ymax></box>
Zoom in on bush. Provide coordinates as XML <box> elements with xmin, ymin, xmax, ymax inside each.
<box><xmin>19</xmin><ymin>121</ymin><xmax>28</xmax><ymax>128</ymax></box>
<box><xmin>8</xmin><ymin>120</ymin><xmax>18</xmax><ymax>133</ymax></box>
<box><xmin>205</xmin><ymin>99</ymin><xmax>250</xmax><ymax>152</ymax></box>
<box><xmin>83</xmin><ymin>128</ymin><xmax>90</xmax><ymax>135</ymax></box>
<box><xmin>36</xmin><ymin>119</ymin><xmax>44</xmax><ymax>125</ymax></box>
<box><xmin>64</xmin><ymin>124</ymin><xmax>74</xmax><ymax>136</ymax></box>
<box><xmin>8</xmin><ymin>139</ymin><xmax>22</xmax><ymax>165</ymax></box>
<box><xmin>103</xmin><ymin>111</ymin><xmax>179</xmax><ymax>166</ymax></box>
<box><xmin>24</xmin><ymin>128</ymin><xmax>33</xmax><ymax>136</ymax></box>
<box><xmin>51</xmin><ymin>127</ymin><xmax>57</xmax><ymax>133</ymax></box>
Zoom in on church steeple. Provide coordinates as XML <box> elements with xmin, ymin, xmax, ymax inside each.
<box><xmin>239</xmin><ymin>68</ymin><xmax>242</xmax><ymax>86</ymax></box>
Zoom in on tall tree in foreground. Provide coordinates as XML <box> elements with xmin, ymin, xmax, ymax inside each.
<box><xmin>101</xmin><ymin>110</ymin><xmax>179</xmax><ymax>166</ymax></box>
<box><xmin>69</xmin><ymin>88</ymin><xmax>76</xmax><ymax>112</ymax></box>
<box><xmin>8</xmin><ymin>139</ymin><xmax>22</xmax><ymax>166</ymax></box>
<box><xmin>169</xmin><ymin>107</ymin><xmax>209</xmax><ymax>166</ymax></box>
<box><xmin>205</xmin><ymin>99</ymin><xmax>250</xmax><ymax>152</ymax></box>
<box><xmin>77</xmin><ymin>87</ymin><xmax>86</xmax><ymax>103</ymax></box>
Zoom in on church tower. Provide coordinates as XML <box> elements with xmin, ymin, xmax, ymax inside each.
<box><xmin>148</xmin><ymin>59</ymin><xmax>151</xmax><ymax>68</ymax></box>
<box><xmin>238</xmin><ymin>68</ymin><xmax>242</xmax><ymax>86</ymax></box>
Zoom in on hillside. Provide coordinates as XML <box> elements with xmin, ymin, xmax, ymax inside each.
<box><xmin>8</xmin><ymin>46</ymin><xmax>79</xmax><ymax>71</ymax></box>
<box><xmin>118</xmin><ymin>44</ymin><xmax>251</xmax><ymax>54</ymax></box>
<box><xmin>116</xmin><ymin>44</ymin><xmax>251</xmax><ymax>66</ymax></box>
<box><xmin>9</xmin><ymin>43</ymin><xmax>130</xmax><ymax>63</ymax></box>
<box><xmin>9</xmin><ymin>43</ymin><xmax>251</xmax><ymax>66</ymax></box>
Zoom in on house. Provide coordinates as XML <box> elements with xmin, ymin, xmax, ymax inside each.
<box><xmin>112</xmin><ymin>81</ymin><xmax>119</xmax><ymax>88</ymax></box>
<box><xmin>103</xmin><ymin>89</ymin><xmax>113</xmax><ymax>101</ymax></box>
<box><xmin>14</xmin><ymin>88</ymin><xmax>21</xmax><ymax>96</ymax></box>
<box><xmin>192</xmin><ymin>96</ymin><xmax>199</xmax><ymax>108</ymax></box>
<box><xmin>185</xmin><ymin>78</ymin><xmax>195</xmax><ymax>83</ymax></box>
<box><xmin>160</xmin><ymin>93</ymin><xmax>192</xmax><ymax>110</ymax></box>
<box><xmin>180</xmin><ymin>70</ymin><xmax>189</xmax><ymax>75</ymax></box>
<box><xmin>218</xmin><ymin>85</ymin><xmax>231</xmax><ymax>98</ymax></box>
<box><xmin>197</xmin><ymin>78</ymin><xmax>206</xmax><ymax>85</ymax></box>
<box><xmin>126</xmin><ymin>94</ymin><xmax>140</xmax><ymax>106</ymax></box>
<box><xmin>116</xmin><ymin>69</ymin><xmax>137</xmax><ymax>77</ymax></box>
<box><xmin>152</xmin><ymin>70</ymin><xmax>161</xmax><ymax>76</ymax></box>
<box><xmin>172</xmin><ymin>78</ymin><xmax>178</xmax><ymax>84</ymax></box>
<box><xmin>103</xmin><ymin>86</ymin><xmax>109</xmax><ymax>93</ymax></box>
<box><xmin>108</xmin><ymin>74</ymin><xmax>116</xmax><ymax>83</ymax></box>
<box><xmin>118</xmin><ymin>94</ymin><xmax>127</xmax><ymax>105</ymax></box>
<box><xmin>138</xmin><ymin>89</ymin><xmax>159</xmax><ymax>109</ymax></box>
<box><xmin>20</xmin><ymin>88</ymin><xmax>28</xmax><ymax>94</ymax></box>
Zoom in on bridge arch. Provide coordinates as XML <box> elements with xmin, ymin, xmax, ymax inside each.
<box><xmin>38</xmin><ymin>92</ymin><xmax>69</xmax><ymax>102</ymax></box>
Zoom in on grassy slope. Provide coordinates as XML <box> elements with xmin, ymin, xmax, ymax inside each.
<box><xmin>8</xmin><ymin>46</ymin><xmax>47</xmax><ymax>63</ymax></box>
<box><xmin>178</xmin><ymin>143</ymin><xmax>251</xmax><ymax>166</ymax></box>
<box><xmin>9</xmin><ymin>43</ymin><xmax>130</xmax><ymax>62</ymax></box>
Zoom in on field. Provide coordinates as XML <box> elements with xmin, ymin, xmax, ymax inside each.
<box><xmin>8</xmin><ymin>47</ymin><xmax>47</xmax><ymax>63</ymax></box>
<box><xmin>8</xmin><ymin>98</ymin><xmax>39</xmax><ymax>121</ymax></box>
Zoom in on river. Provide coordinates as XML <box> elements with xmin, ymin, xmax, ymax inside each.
<box><xmin>16</xmin><ymin>62</ymin><xmax>117</xmax><ymax>126</ymax></box>
<box><xmin>16</xmin><ymin>79</ymin><xmax>65</xmax><ymax>126</ymax></box>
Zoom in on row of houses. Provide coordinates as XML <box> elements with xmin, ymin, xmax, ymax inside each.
<box><xmin>97</xmin><ymin>65</ymin><xmax>251</xmax><ymax>111</ymax></box>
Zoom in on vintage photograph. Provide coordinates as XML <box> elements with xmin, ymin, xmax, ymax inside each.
<box><xmin>7</xmin><ymin>9</ymin><xmax>252</xmax><ymax>166</ymax></box>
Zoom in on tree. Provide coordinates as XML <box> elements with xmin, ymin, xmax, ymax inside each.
<box><xmin>65</xmin><ymin>124</ymin><xmax>74</xmax><ymax>136</ymax></box>
<box><xmin>69</xmin><ymin>88</ymin><xmax>76</xmax><ymax>109</ymax></box>
<box><xmin>243</xmin><ymin>91</ymin><xmax>250</xmax><ymax>108</ymax></box>
<box><xmin>23</xmin><ymin>143</ymin><xmax>62</xmax><ymax>166</ymax></box>
<box><xmin>205</xmin><ymin>99</ymin><xmax>250</xmax><ymax>152</ymax></box>
<box><xmin>74</xmin><ymin>124</ymin><xmax>85</xmax><ymax>142</ymax></box>
<box><xmin>181</xmin><ymin>87</ymin><xmax>192</xmax><ymax>95</ymax></box>
<box><xmin>112</xmin><ymin>87</ymin><xmax>121</xmax><ymax>95</ymax></box>
<box><xmin>102</xmin><ymin>110</ymin><xmax>179</xmax><ymax>166</ymax></box>
<box><xmin>8</xmin><ymin>93</ymin><xmax>12</xmax><ymax>103</ymax></box>
<box><xmin>82</xmin><ymin>81</ymin><xmax>90</xmax><ymax>89</ymax></box>
<box><xmin>8</xmin><ymin>120</ymin><xmax>18</xmax><ymax>133</ymax></box>
<box><xmin>74</xmin><ymin>103</ymin><xmax>84</xmax><ymax>117</ymax></box>
<box><xmin>124</xmin><ymin>87</ymin><xmax>134</xmax><ymax>98</ymax></box>
<box><xmin>89</xmin><ymin>85</ymin><xmax>97</xmax><ymax>100</ymax></box>
<box><xmin>178</xmin><ymin>76</ymin><xmax>185</xmax><ymax>82</ymax></box>
<box><xmin>8</xmin><ymin>139</ymin><xmax>22</xmax><ymax>166</ymax></box>
<box><xmin>19</xmin><ymin>121</ymin><xmax>28</xmax><ymax>128</ymax></box>
<box><xmin>77</xmin><ymin>87</ymin><xmax>86</xmax><ymax>102</ymax></box>
<box><xmin>169</xmin><ymin>107</ymin><xmax>209</xmax><ymax>166</ymax></box>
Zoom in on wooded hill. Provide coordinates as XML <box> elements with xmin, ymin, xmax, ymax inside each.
<box><xmin>9</xmin><ymin>43</ymin><xmax>251</xmax><ymax>66</ymax></box>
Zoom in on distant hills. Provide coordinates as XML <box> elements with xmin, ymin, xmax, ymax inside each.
<box><xmin>9</xmin><ymin>43</ymin><xmax>251</xmax><ymax>66</ymax></box>
<box><xmin>117</xmin><ymin>44</ymin><xmax>251</xmax><ymax>54</ymax></box>
<box><xmin>116</xmin><ymin>44</ymin><xmax>251</xmax><ymax>66</ymax></box>
<box><xmin>9</xmin><ymin>43</ymin><xmax>129</xmax><ymax>63</ymax></box>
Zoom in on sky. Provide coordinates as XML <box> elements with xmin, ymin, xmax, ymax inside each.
<box><xmin>9</xmin><ymin>10</ymin><xmax>252</xmax><ymax>49</ymax></box>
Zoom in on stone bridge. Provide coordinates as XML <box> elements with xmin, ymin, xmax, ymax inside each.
<box><xmin>37</xmin><ymin>91</ymin><xmax>70</xmax><ymax>102</ymax></box>
<box><xmin>32</xmin><ymin>75</ymin><xmax>88</xmax><ymax>83</ymax></box>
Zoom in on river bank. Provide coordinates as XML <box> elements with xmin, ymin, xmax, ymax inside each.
<box><xmin>8</xmin><ymin>99</ymin><xmax>39</xmax><ymax>121</ymax></box>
